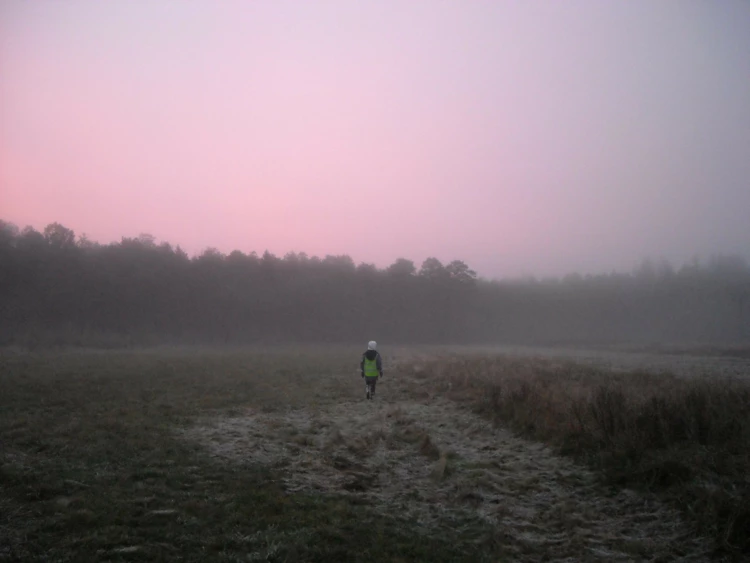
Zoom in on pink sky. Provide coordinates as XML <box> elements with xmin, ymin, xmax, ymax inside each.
<box><xmin>2</xmin><ymin>1</ymin><xmax>750</xmax><ymax>278</ymax></box>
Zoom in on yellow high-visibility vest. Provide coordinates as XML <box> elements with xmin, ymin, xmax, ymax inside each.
<box><xmin>363</xmin><ymin>357</ymin><xmax>379</xmax><ymax>378</ymax></box>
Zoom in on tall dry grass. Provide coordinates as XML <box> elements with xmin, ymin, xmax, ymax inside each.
<box><xmin>418</xmin><ymin>355</ymin><xmax>750</xmax><ymax>556</ymax></box>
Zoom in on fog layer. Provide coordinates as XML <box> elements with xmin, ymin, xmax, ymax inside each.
<box><xmin>2</xmin><ymin>221</ymin><xmax>748</xmax><ymax>348</ymax></box>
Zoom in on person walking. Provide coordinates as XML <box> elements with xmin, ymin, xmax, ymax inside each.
<box><xmin>360</xmin><ymin>340</ymin><xmax>383</xmax><ymax>400</ymax></box>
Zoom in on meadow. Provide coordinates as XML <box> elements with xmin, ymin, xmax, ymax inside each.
<box><xmin>1</xmin><ymin>345</ymin><xmax>748</xmax><ymax>561</ymax></box>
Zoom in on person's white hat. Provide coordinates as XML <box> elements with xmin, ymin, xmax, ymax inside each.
<box><xmin>368</xmin><ymin>341</ymin><xmax>377</xmax><ymax>350</ymax></box>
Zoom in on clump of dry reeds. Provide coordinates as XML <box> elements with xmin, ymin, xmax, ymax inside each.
<box><xmin>414</xmin><ymin>355</ymin><xmax>750</xmax><ymax>555</ymax></box>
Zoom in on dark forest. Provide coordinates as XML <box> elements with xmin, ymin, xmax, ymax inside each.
<box><xmin>1</xmin><ymin>220</ymin><xmax>748</xmax><ymax>348</ymax></box>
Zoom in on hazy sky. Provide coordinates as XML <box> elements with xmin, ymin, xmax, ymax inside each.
<box><xmin>2</xmin><ymin>1</ymin><xmax>749</xmax><ymax>278</ymax></box>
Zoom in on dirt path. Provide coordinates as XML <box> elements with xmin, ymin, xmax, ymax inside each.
<box><xmin>185</xmin><ymin>365</ymin><xmax>713</xmax><ymax>562</ymax></box>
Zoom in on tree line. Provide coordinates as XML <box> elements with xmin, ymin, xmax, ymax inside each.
<box><xmin>1</xmin><ymin>220</ymin><xmax>748</xmax><ymax>347</ymax></box>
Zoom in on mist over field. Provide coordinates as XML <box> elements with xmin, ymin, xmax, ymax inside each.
<box><xmin>3</xmin><ymin>4</ymin><xmax>750</xmax><ymax>558</ymax></box>
<box><xmin>1</xmin><ymin>219</ymin><xmax>749</xmax><ymax>348</ymax></box>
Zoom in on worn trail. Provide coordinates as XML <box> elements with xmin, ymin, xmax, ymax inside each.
<box><xmin>185</xmin><ymin>364</ymin><xmax>712</xmax><ymax>562</ymax></box>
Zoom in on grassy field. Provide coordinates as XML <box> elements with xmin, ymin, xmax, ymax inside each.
<box><xmin>422</xmin><ymin>352</ymin><xmax>750</xmax><ymax>556</ymax></box>
<box><xmin>1</xmin><ymin>345</ymin><xmax>746</xmax><ymax>561</ymax></box>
